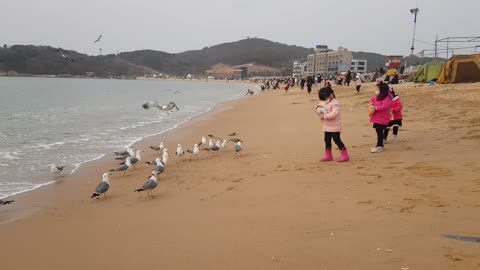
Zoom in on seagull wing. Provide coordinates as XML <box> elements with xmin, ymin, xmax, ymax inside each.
<box><xmin>154</xmin><ymin>165</ymin><xmax>164</xmax><ymax>174</ymax></box>
<box><xmin>208</xmin><ymin>134</ymin><xmax>223</xmax><ymax>141</ymax></box>
<box><xmin>142</xmin><ymin>101</ymin><xmax>161</xmax><ymax>110</ymax></box>
<box><xmin>95</xmin><ymin>181</ymin><xmax>110</xmax><ymax>194</ymax></box>
<box><xmin>142</xmin><ymin>179</ymin><xmax>158</xmax><ymax>190</ymax></box>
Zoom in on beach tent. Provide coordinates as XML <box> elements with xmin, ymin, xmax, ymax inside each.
<box><xmin>437</xmin><ymin>54</ymin><xmax>480</xmax><ymax>84</ymax></box>
<box><xmin>414</xmin><ymin>62</ymin><xmax>443</xmax><ymax>83</ymax></box>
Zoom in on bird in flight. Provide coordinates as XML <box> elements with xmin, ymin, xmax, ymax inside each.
<box><xmin>94</xmin><ymin>35</ymin><xmax>102</xmax><ymax>43</ymax></box>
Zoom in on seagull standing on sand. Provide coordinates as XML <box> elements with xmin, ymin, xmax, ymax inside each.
<box><xmin>208</xmin><ymin>139</ymin><xmax>214</xmax><ymax>148</ymax></box>
<box><xmin>120</xmin><ymin>150</ymin><xmax>142</xmax><ymax>167</ymax></box>
<box><xmin>162</xmin><ymin>149</ymin><xmax>169</xmax><ymax>165</ymax></box>
<box><xmin>204</xmin><ymin>140</ymin><xmax>221</xmax><ymax>152</ymax></box>
<box><xmin>186</xmin><ymin>144</ymin><xmax>200</xmax><ymax>157</ymax></box>
<box><xmin>0</xmin><ymin>199</ymin><xmax>14</xmax><ymax>205</ymax></box>
<box><xmin>198</xmin><ymin>137</ymin><xmax>207</xmax><ymax>147</ymax></box>
<box><xmin>134</xmin><ymin>172</ymin><xmax>158</xmax><ymax>196</ymax></box>
<box><xmin>234</xmin><ymin>141</ymin><xmax>242</xmax><ymax>153</ymax></box>
<box><xmin>176</xmin><ymin>144</ymin><xmax>185</xmax><ymax>157</ymax></box>
<box><xmin>114</xmin><ymin>147</ymin><xmax>133</xmax><ymax>156</ymax></box>
<box><xmin>153</xmin><ymin>159</ymin><xmax>165</xmax><ymax>175</ymax></box>
<box><xmin>150</xmin><ymin>142</ymin><xmax>164</xmax><ymax>151</ymax></box>
<box><xmin>221</xmin><ymin>140</ymin><xmax>227</xmax><ymax>148</ymax></box>
<box><xmin>110</xmin><ymin>157</ymin><xmax>132</xmax><ymax>174</ymax></box>
<box><xmin>91</xmin><ymin>173</ymin><xmax>111</xmax><ymax>199</ymax></box>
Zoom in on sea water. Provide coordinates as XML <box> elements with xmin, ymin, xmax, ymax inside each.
<box><xmin>0</xmin><ymin>77</ymin><xmax>252</xmax><ymax>199</ymax></box>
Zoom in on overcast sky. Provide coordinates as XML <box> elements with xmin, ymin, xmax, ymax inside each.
<box><xmin>2</xmin><ymin>0</ymin><xmax>479</xmax><ymax>57</ymax></box>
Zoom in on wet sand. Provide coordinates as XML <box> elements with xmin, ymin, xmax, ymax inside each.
<box><xmin>1</xmin><ymin>82</ymin><xmax>480</xmax><ymax>269</ymax></box>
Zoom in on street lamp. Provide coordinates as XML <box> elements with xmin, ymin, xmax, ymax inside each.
<box><xmin>410</xmin><ymin>8</ymin><xmax>419</xmax><ymax>55</ymax></box>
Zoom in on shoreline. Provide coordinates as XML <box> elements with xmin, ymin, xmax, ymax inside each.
<box><xmin>1</xmin><ymin>82</ymin><xmax>480</xmax><ymax>269</ymax></box>
<box><xmin>0</xmin><ymin>89</ymin><xmax>249</xmax><ymax>222</ymax></box>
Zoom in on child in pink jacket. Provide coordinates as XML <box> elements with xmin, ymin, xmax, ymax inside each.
<box><xmin>369</xmin><ymin>82</ymin><xmax>392</xmax><ymax>153</ymax></box>
<box><xmin>315</xmin><ymin>87</ymin><xmax>350</xmax><ymax>162</ymax></box>
<box><xmin>383</xmin><ymin>89</ymin><xmax>403</xmax><ymax>142</ymax></box>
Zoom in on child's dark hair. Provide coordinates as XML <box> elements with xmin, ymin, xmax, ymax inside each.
<box><xmin>377</xmin><ymin>82</ymin><xmax>390</xmax><ymax>100</ymax></box>
<box><xmin>319</xmin><ymin>87</ymin><xmax>335</xmax><ymax>101</ymax></box>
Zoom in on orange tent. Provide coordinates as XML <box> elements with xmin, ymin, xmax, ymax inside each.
<box><xmin>437</xmin><ymin>54</ymin><xmax>480</xmax><ymax>83</ymax></box>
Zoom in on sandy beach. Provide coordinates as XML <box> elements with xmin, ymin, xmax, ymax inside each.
<box><xmin>1</xmin><ymin>82</ymin><xmax>480</xmax><ymax>269</ymax></box>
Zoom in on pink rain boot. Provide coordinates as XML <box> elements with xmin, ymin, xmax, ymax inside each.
<box><xmin>321</xmin><ymin>148</ymin><xmax>333</xmax><ymax>162</ymax></box>
<box><xmin>336</xmin><ymin>148</ymin><xmax>350</xmax><ymax>162</ymax></box>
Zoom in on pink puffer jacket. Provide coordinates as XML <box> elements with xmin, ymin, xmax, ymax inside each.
<box><xmin>391</xmin><ymin>95</ymin><xmax>403</xmax><ymax>120</ymax></box>
<box><xmin>369</xmin><ymin>95</ymin><xmax>392</xmax><ymax>125</ymax></box>
<box><xmin>316</xmin><ymin>98</ymin><xmax>342</xmax><ymax>132</ymax></box>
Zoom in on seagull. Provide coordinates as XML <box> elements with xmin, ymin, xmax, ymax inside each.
<box><xmin>114</xmin><ymin>147</ymin><xmax>135</xmax><ymax>160</ymax></box>
<box><xmin>208</xmin><ymin>134</ymin><xmax>223</xmax><ymax>142</ymax></box>
<box><xmin>150</xmin><ymin>142</ymin><xmax>164</xmax><ymax>151</ymax></box>
<box><xmin>91</xmin><ymin>173</ymin><xmax>111</xmax><ymax>199</ymax></box>
<box><xmin>56</xmin><ymin>49</ymin><xmax>75</xmax><ymax>62</ymax></box>
<box><xmin>208</xmin><ymin>139</ymin><xmax>214</xmax><ymax>148</ymax></box>
<box><xmin>221</xmin><ymin>140</ymin><xmax>227</xmax><ymax>148</ymax></box>
<box><xmin>114</xmin><ymin>147</ymin><xmax>133</xmax><ymax>156</ymax></box>
<box><xmin>120</xmin><ymin>150</ymin><xmax>142</xmax><ymax>167</ymax></box>
<box><xmin>227</xmin><ymin>132</ymin><xmax>237</xmax><ymax>136</ymax></box>
<box><xmin>134</xmin><ymin>172</ymin><xmax>158</xmax><ymax>196</ymax></box>
<box><xmin>110</xmin><ymin>157</ymin><xmax>132</xmax><ymax>174</ymax></box>
<box><xmin>94</xmin><ymin>35</ymin><xmax>102</xmax><ymax>43</ymax></box>
<box><xmin>176</xmin><ymin>144</ymin><xmax>185</xmax><ymax>157</ymax></box>
<box><xmin>146</xmin><ymin>157</ymin><xmax>161</xmax><ymax>165</ymax></box>
<box><xmin>162</xmin><ymin>148</ymin><xmax>169</xmax><ymax>165</ymax></box>
<box><xmin>50</xmin><ymin>165</ymin><xmax>66</xmax><ymax>174</ymax></box>
<box><xmin>245</xmin><ymin>89</ymin><xmax>254</xmax><ymax>96</ymax></box>
<box><xmin>0</xmin><ymin>199</ymin><xmax>14</xmax><ymax>205</ymax></box>
<box><xmin>203</xmin><ymin>140</ymin><xmax>221</xmax><ymax>152</ymax></box>
<box><xmin>186</xmin><ymin>144</ymin><xmax>200</xmax><ymax>157</ymax></box>
<box><xmin>142</xmin><ymin>101</ymin><xmax>179</xmax><ymax>114</ymax></box>
<box><xmin>153</xmin><ymin>159</ymin><xmax>165</xmax><ymax>175</ymax></box>
<box><xmin>198</xmin><ymin>136</ymin><xmax>207</xmax><ymax>146</ymax></box>
<box><xmin>234</xmin><ymin>141</ymin><xmax>242</xmax><ymax>152</ymax></box>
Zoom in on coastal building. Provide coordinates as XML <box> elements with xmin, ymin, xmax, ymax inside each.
<box><xmin>386</xmin><ymin>55</ymin><xmax>403</xmax><ymax>70</ymax></box>
<box><xmin>350</xmin><ymin>59</ymin><xmax>368</xmax><ymax>74</ymax></box>
<box><xmin>292</xmin><ymin>61</ymin><xmax>308</xmax><ymax>78</ymax></box>
<box><xmin>306</xmin><ymin>47</ymin><xmax>352</xmax><ymax>76</ymax></box>
<box><xmin>85</xmin><ymin>71</ymin><xmax>95</xmax><ymax>77</ymax></box>
<box><xmin>233</xmin><ymin>66</ymin><xmax>248</xmax><ymax>80</ymax></box>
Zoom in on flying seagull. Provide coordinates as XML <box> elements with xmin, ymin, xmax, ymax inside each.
<box><xmin>91</xmin><ymin>173</ymin><xmax>111</xmax><ymax>199</ymax></box>
<box><xmin>228</xmin><ymin>138</ymin><xmax>243</xmax><ymax>143</ymax></box>
<box><xmin>94</xmin><ymin>35</ymin><xmax>102</xmax><ymax>43</ymax></box>
<box><xmin>142</xmin><ymin>101</ymin><xmax>179</xmax><ymax>114</ymax></box>
<box><xmin>245</xmin><ymin>89</ymin><xmax>254</xmax><ymax>96</ymax></box>
<box><xmin>50</xmin><ymin>165</ymin><xmax>66</xmax><ymax>174</ymax></box>
<box><xmin>134</xmin><ymin>172</ymin><xmax>158</xmax><ymax>196</ymax></box>
<box><xmin>149</xmin><ymin>142</ymin><xmax>164</xmax><ymax>151</ymax></box>
<box><xmin>0</xmin><ymin>199</ymin><xmax>14</xmax><ymax>205</ymax></box>
<box><xmin>208</xmin><ymin>134</ymin><xmax>223</xmax><ymax>142</ymax></box>
<box><xmin>56</xmin><ymin>49</ymin><xmax>75</xmax><ymax>62</ymax></box>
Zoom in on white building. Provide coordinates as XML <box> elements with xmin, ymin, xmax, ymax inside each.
<box><xmin>350</xmin><ymin>59</ymin><xmax>368</xmax><ymax>74</ymax></box>
<box><xmin>292</xmin><ymin>61</ymin><xmax>308</xmax><ymax>78</ymax></box>
<box><xmin>306</xmin><ymin>47</ymin><xmax>353</xmax><ymax>76</ymax></box>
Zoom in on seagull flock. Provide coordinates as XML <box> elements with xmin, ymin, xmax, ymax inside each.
<box><xmin>0</xmin><ymin>99</ymin><xmax>241</xmax><ymax>206</ymax></box>
<box><xmin>88</xmin><ymin>132</ymin><xmax>242</xmax><ymax>199</ymax></box>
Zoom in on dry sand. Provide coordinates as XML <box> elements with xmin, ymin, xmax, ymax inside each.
<box><xmin>1</xmin><ymin>82</ymin><xmax>480</xmax><ymax>270</ymax></box>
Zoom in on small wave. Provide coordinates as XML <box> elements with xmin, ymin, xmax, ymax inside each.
<box><xmin>0</xmin><ymin>181</ymin><xmax>56</xmax><ymax>200</ymax></box>
<box><xmin>0</xmin><ymin>151</ymin><xmax>21</xmax><ymax>160</ymax></box>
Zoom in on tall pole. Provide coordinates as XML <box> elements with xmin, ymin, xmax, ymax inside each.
<box><xmin>434</xmin><ymin>35</ymin><xmax>438</xmax><ymax>60</ymax></box>
<box><xmin>312</xmin><ymin>48</ymin><xmax>316</xmax><ymax>78</ymax></box>
<box><xmin>410</xmin><ymin>8</ymin><xmax>419</xmax><ymax>55</ymax></box>
<box><xmin>446</xmin><ymin>38</ymin><xmax>449</xmax><ymax>59</ymax></box>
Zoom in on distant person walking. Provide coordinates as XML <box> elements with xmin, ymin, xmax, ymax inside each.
<box><xmin>354</xmin><ymin>75</ymin><xmax>362</xmax><ymax>93</ymax></box>
<box><xmin>315</xmin><ymin>87</ymin><xmax>350</xmax><ymax>162</ymax></box>
<box><xmin>345</xmin><ymin>70</ymin><xmax>352</xmax><ymax>86</ymax></box>
<box><xmin>307</xmin><ymin>76</ymin><xmax>314</xmax><ymax>94</ymax></box>
<box><xmin>300</xmin><ymin>77</ymin><xmax>305</xmax><ymax>90</ymax></box>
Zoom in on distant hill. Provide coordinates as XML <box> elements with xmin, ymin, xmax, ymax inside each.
<box><xmin>0</xmin><ymin>40</ymin><xmax>443</xmax><ymax>77</ymax></box>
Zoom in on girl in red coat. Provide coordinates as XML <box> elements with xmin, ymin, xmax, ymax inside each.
<box><xmin>383</xmin><ymin>89</ymin><xmax>403</xmax><ymax>143</ymax></box>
